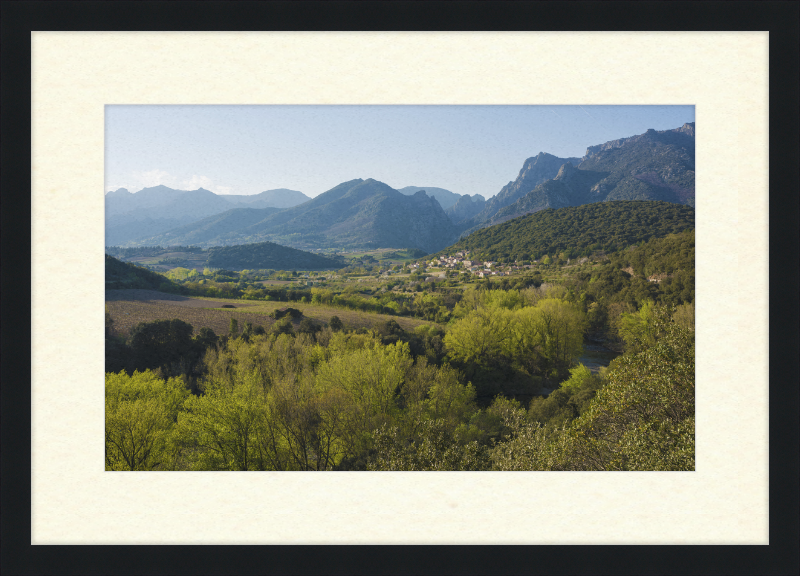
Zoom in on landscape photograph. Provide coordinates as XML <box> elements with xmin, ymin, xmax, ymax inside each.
<box><xmin>105</xmin><ymin>105</ymin><xmax>696</xmax><ymax>472</ymax></box>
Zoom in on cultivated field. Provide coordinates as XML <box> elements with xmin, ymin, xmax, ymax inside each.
<box><xmin>105</xmin><ymin>289</ymin><xmax>433</xmax><ymax>337</ymax></box>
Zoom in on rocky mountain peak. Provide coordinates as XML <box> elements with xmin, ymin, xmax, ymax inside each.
<box><xmin>676</xmin><ymin>122</ymin><xmax>695</xmax><ymax>136</ymax></box>
<box><xmin>583</xmin><ymin>123</ymin><xmax>695</xmax><ymax>161</ymax></box>
<box><xmin>555</xmin><ymin>162</ymin><xmax>576</xmax><ymax>180</ymax></box>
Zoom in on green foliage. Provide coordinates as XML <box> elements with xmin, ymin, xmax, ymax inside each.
<box><xmin>298</xmin><ymin>318</ymin><xmax>322</xmax><ymax>336</ymax></box>
<box><xmin>176</xmin><ymin>371</ymin><xmax>269</xmax><ymax>470</ymax></box>
<box><xmin>367</xmin><ymin>419</ymin><xmax>489</xmax><ymax>471</ymax></box>
<box><xmin>617</xmin><ymin>299</ymin><xmax>658</xmax><ymax>352</ymax></box>
<box><xmin>106</xmin><ymin>206</ymin><xmax>694</xmax><ymax>472</ymax></box>
<box><xmin>105</xmin><ymin>370</ymin><xmax>189</xmax><ymax>470</ymax></box>
<box><xmin>673</xmin><ymin>302</ymin><xmax>694</xmax><ymax>331</ymax></box>
<box><xmin>488</xmin><ymin>401</ymin><xmax>573</xmax><ymax>471</ymax></box>
<box><xmin>491</xmin><ymin>307</ymin><xmax>694</xmax><ymax>471</ymax></box>
<box><xmin>563</xmin><ymin>308</ymin><xmax>695</xmax><ymax>470</ymax></box>
<box><xmin>271</xmin><ymin>307</ymin><xmax>303</xmax><ymax>320</ymax></box>
<box><xmin>438</xmin><ymin>201</ymin><xmax>694</xmax><ymax>263</ymax></box>
<box><xmin>444</xmin><ymin>297</ymin><xmax>585</xmax><ymax>396</ymax></box>
<box><xmin>129</xmin><ymin>319</ymin><xmax>195</xmax><ymax>374</ymax></box>
<box><xmin>560</xmin><ymin>363</ymin><xmax>592</xmax><ymax>394</ymax></box>
<box><xmin>526</xmin><ymin>369</ymin><xmax>603</xmax><ymax>428</ymax></box>
<box><xmin>271</xmin><ymin>318</ymin><xmax>294</xmax><ymax>336</ymax></box>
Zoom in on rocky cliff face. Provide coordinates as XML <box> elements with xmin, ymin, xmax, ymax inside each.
<box><xmin>583</xmin><ymin>122</ymin><xmax>695</xmax><ymax>161</ymax></box>
<box><xmin>396</xmin><ymin>186</ymin><xmax>461</xmax><ymax>209</ymax></box>
<box><xmin>488</xmin><ymin>162</ymin><xmax>608</xmax><ymax>225</ymax></box>
<box><xmin>463</xmin><ymin>152</ymin><xmax>581</xmax><ymax>229</ymax></box>
<box><xmin>462</xmin><ymin>123</ymin><xmax>696</xmax><ymax>234</ymax></box>
<box><xmin>446</xmin><ymin>194</ymin><xmax>486</xmax><ymax>224</ymax></box>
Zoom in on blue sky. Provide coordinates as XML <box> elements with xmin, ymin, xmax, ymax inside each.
<box><xmin>105</xmin><ymin>105</ymin><xmax>694</xmax><ymax>198</ymax></box>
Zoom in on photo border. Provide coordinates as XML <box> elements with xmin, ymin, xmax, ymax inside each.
<box><xmin>3</xmin><ymin>1</ymin><xmax>798</xmax><ymax>574</ymax></box>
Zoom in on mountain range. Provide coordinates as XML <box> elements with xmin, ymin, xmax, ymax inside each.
<box><xmin>106</xmin><ymin>122</ymin><xmax>695</xmax><ymax>254</ymax></box>
<box><xmin>138</xmin><ymin>179</ymin><xmax>459</xmax><ymax>254</ymax></box>
<box><xmin>105</xmin><ymin>186</ymin><xmax>311</xmax><ymax>246</ymax></box>
<box><xmin>462</xmin><ymin>123</ymin><xmax>695</xmax><ymax>234</ymax></box>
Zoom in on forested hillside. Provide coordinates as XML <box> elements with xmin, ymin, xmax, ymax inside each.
<box><xmin>438</xmin><ymin>201</ymin><xmax>694</xmax><ymax>262</ymax></box>
<box><xmin>105</xmin><ymin>255</ymin><xmax>185</xmax><ymax>292</ymax></box>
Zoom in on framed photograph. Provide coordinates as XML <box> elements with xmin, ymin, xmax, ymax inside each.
<box><xmin>4</xmin><ymin>1</ymin><xmax>797</xmax><ymax>574</ymax></box>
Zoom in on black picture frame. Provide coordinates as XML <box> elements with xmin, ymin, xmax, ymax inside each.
<box><xmin>2</xmin><ymin>2</ymin><xmax>797</xmax><ymax>574</ymax></box>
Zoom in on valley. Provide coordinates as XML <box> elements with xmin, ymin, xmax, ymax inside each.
<box><xmin>105</xmin><ymin>118</ymin><xmax>695</xmax><ymax>472</ymax></box>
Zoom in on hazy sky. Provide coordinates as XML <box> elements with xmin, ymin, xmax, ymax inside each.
<box><xmin>105</xmin><ymin>105</ymin><xmax>694</xmax><ymax>198</ymax></box>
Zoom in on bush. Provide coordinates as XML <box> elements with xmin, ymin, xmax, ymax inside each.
<box><xmin>129</xmin><ymin>319</ymin><xmax>195</xmax><ymax>374</ymax></box>
<box><xmin>272</xmin><ymin>318</ymin><xmax>294</xmax><ymax>336</ymax></box>
<box><xmin>298</xmin><ymin>318</ymin><xmax>321</xmax><ymax>335</ymax></box>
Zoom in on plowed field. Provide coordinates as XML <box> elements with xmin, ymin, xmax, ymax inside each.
<box><xmin>105</xmin><ymin>290</ymin><xmax>431</xmax><ymax>337</ymax></box>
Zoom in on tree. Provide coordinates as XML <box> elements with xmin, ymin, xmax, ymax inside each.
<box><xmin>272</xmin><ymin>318</ymin><xmax>294</xmax><ymax>336</ymax></box>
<box><xmin>128</xmin><ymin>319</ymin><xmax>195</xmax><ymax>374</ymax></box>
<box><xmin>315</xmin><ymin>342</ymin><xmax>413</xmax><ymax>462</ymax></box>
<box><xmin>559</xmin><ymin>363</ymin><xmax>592</xmax><ymax>394</ymax></box>
<box><xmin>329</xmin><ymin>316</ymin><xmax>343</xmax><ymax>332</ymax></box>
<box><xmin>241</xmin><ymin>321</ymin><xmax>254</xmax><ymax>341</ymax></box>
<box><xmin>176</xmin><ymin>370</ymin><xmax>270</xmax><ymax>470</ymax></box>
<box><xmin>105</xmin><ymin>306</ymin><xmax>115</xmax><ymax>338</ymax></box>
<box><xmin>298</xmin><ymin>318</ymin><xmax>321</xmax><ymax>336</ymax></box>
<box><xmin>367</xmin><ymin>418</ymin><xmax>488</xmax><ymax>471</ymax></box>
<box><xmin>229</xmin><ymin>318</ymin><xmax>239</xmax><ymax>339</ymax></box>
<box><xmin>443</xmin><ymin>308</ymin><xmax>513</xmax><ymax>369</ymax></box>
<box><xmin>491</xmin><ymin>307</ymin><xmax>694</xmax><ymax>471</ymax></box>
<box><xmin>672</xmin><ymin>302</ymin><xmax>694</xmax><ymax>331</ymax></box>
<box><xmin>564</xmin><ymin>308</ymin><xmax>695</xmax><ymax>470</ymax></box>
<box><xmin>530</xmin><ymin>298</ymin><xmax>586</xmax><ymax>379</ymax></box>
<box><xmin>195</xmin><ymin>327</ymin><xmax>218</xmax><ymax>350</ymax></box>
<box><xmin>105</xmin><ymin>370</ymin><xmax>188</xmax><ymax>471</ymax></box>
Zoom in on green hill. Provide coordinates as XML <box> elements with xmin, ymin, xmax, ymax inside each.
<box><xmin>435</xmin><ymin>201</ymin><xmax>694</xmax><ymax>262</ymax></box>
<box><xmin>205</xmin><ymin>241</ymin><xmax>344</xmax><ymax>270</ymax></box>
<box><xmin>105</xmin><ymin>254</ymin><xmax>181</xmax><ymax>291</ymax></box>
